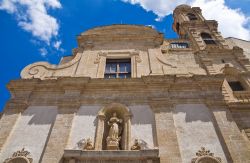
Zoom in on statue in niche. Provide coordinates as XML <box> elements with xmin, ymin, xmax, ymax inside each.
<box><xmin>106</xmin><ymin>112</ymin><xmax>123</xmax><ymax>150</ymax></box>
<box><xmin>131</xmin><ymin>139</ymin><xmax>141</xmax><ymax>150</ymax></box>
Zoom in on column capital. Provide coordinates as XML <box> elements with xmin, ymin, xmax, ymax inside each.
<box><xmin>149</xmin><ymin>100</ymin><xmax>174</xmax><ymax>113</ymax></box>
<box><xmin>4</xmin><ymin>100</ymin><xmax>28</xmax><ymax>113</ymax></box>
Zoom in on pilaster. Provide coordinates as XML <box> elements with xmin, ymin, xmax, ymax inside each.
<box><xmin>150</xmin><ymin>102</ymin><xmax>182</xmax><ymax>163</ymax></box>
<box><xmin>0</xmin><ymin>101</ymin><xmax>27</xmax><ymax>151</ymax></box>
<box><xmin>41</xmin><ymin>102</ymin><xmax>79</xmax><ymax>163</ymax></box>
<box><xmin>94</xmin><ymin>114</ymin><xmax>105</xmax><ymax>150</ymax></box>
<box><xmin>210</xmin><ymin>105</ymin><xmax>250</xmax><ymax>162</ymax></box>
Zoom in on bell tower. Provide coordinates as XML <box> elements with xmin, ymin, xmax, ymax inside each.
<box><xmin>172</xmin><ymin>4</ymin><xmax>229</xmax><ymax>50</ymax></box>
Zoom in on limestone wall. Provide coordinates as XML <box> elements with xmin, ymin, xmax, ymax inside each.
<box><xmin>0</xmin><ymin>106</ymin><xmax>57</xmax><ymax>163</ymax></box>
<box><xmin>173</xmin><ymin>104</ymin><xmax>227</xmax><ymax>163</ymax></box>
<box><xmin>130</xmin><ymin>105</ymin><xmax>155</xmax><ymax>149</ymax></box>
<box><xmin>67</xmin><ymin>105</ymin><xmax>100</xmax><ymax>149</ymax></box>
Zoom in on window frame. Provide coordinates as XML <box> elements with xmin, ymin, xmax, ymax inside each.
<box><xmin>228</xmin><ymin>81</ymin><xmax>245</xmax><ymax>91</ymax></box>
<box><xmin>200</xmin><ymin>32</ymin><xmax>216</xmax><ymax>45</ymax></box>
<box><xmin>95</xmin><ymin>50</ymin><xmax>141</xmax><ymax>78</ymax></box>
<box><xmin>104</xmin><ymin>59</ymin><xmax>131</xmax><ymax>79</ymax></box>
<box><xmin>187</xmin><ymin>13</ymin><xmax>198</xmax><ymax>21</ymax></box>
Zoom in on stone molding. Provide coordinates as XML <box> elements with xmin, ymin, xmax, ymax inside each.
<box><xmin>5</xmin><ymin>75</ymin><xmax>227</xmax><ymax>107</ymax></box>
<box><xmin>63</xmin><ymin>149</ymin><xmax>159</xmax><ymax>160</ymax></box>
<box><xmin>21</xmin><ymin>52</ymin><xmax>82</xmax><ymax>80</ymax></box>
<box><xmin>191</xmin><ymin>147</ymin><xmax>222</xmax><ymax>163</ymax></box>
<box><xmin>95</xmin><ymin>49</ymin><xmax>141</xmax><ymax>78</ymax></box>
<box><xmin>4</xmin><ymin>148</ymin><xmax>33</xmax><ymax>163</ymax></box>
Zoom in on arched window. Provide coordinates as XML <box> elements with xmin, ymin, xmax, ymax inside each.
<box><xmin>201</xmin><ymin>32</ymin><xmax>216</xmax><ymax>45</ymax></box>
<box><xmin>187</xmin><ymin>13</ymin><xmax>197</xmax><ymax>20</ymax></box>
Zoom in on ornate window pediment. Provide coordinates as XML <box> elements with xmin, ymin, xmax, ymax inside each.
<box><xmin>4</xmin><ymin>148</ymin><xmax>32</xmax><ymax>163</ymax></box>
<box><xmin>191</xmin><ymin>147</ymin><xmax>222</xmax><ymax>163</ymax></box>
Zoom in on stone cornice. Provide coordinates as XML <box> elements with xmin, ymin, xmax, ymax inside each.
<box><xmin>63</xmin><ymin>149</ymin><xmax>159</xmax><ymax>160</ymax></box>
<box><xmin>7</xmin><ymin>75</ymin><xmax>224</xmax><ymax>92</ymax></box>
<box><xmin>5</xmin><ymin>75</ymin><xmax>226</xmax><ymax>107</ymax></box>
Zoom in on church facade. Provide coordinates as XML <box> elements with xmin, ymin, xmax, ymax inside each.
<box><xmin>1</xmin><ymin>4</ymin><xmax>250</xmax><ymax>163</ymax></box>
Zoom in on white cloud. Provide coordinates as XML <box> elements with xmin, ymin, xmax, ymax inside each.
<box><xmin>53</xmin><ymin>40</ymin><xmax>61</xmax><ymax>50</ymax></box>
<box><xmin>121</xmin><ymin>0</ymin><xmax>250</xmax><ymax>40</ymax></box>
<box><xmin>0</xmin><ymin>0</ymin><xmax>62</xmax><ymax>43</ymax></box>
<box><xmin>192</xmin><ymin>0</ymin><xmax>250</xmax><ymax>40</ymax></box>
<box><xmin>39</xmin><ymin>47</ymin><xmax>48</xmax><ymax>57</ymax></box>
<box><xmin>121</xmin><ymin>0</ymin><xmax>187</xmax><ymax>19</ymax></box>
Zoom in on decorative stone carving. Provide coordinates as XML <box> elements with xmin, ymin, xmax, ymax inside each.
<box><xmin>4</xmin><ymin>148</ymin><xmax>33</xmax><ymax>163</ymax></box>
<box><xmin>94</xmin><ymin>53</ymin><xmax>101</xmax><ymax>64</ymax></box>
<box><xmin>106</xmin><ymin>112</ymin><xmax>123</xmax><ymax>150</ymax></box>
<box><xmin>191</xmin><ymin>147</ymin><xmax>222</xmax><ymax>163</ymax></box>
<box><xmin>130</xmin><ymin>139</ymin><xmax>141</xmax><ymax>150</ymax></box>
<box><xmin>21</xmin><ymin>52</ymin><xmax>82</xmax><ymax>79</ymax></box>
<box><xmin>83</xmin><ymin>138</ymin><xmax>94</xmax><ymax>150</ymax></box>
<box><xmin>77</xmin><ymin>138</ymin><xmax>94</xmax><ymax>150</ymax></box>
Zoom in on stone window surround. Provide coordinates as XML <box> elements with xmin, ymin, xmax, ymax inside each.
<box><xmin>95</xmin><ymin>50</ymin><xmax>141</xmax><ymax>78</ymax></box>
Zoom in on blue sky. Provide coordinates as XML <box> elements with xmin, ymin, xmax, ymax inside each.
<box><xmin>0</xmin><ymin>0</ymin><xmax>250</xmax><ymax>111</ymax></box>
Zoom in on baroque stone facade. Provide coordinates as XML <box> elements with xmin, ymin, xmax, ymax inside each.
<box><xmin>1</xmin><ymin>4</ymin><xmax>250</xmax><ymax>163</ymax></box>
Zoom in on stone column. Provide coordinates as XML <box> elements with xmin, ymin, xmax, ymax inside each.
<box><xmin>151</xmin><ymin>103</ymin><xmax>182</xmax><ymax>163</ymax></box>
<box><xmin>41</xmin><ymin>103</ymin><xmax>78</xmax><ymax>163</ymax></box>
<box><xmin>211</xmin><ymin>105</ymin><xmax>250</xmax><ymax>162</ymax></box>
<box><xmin>94</xmin><ymin>114</ymin><xmax>105</xmax><ymax>150</ymax></box>
<box><xmin>123</xmin><ymin>114</ymin><xmax>131</xmax><ymax>150</ymax></box>
<box><xmin>0</xmin><ymin>102</ymin><xmax>27</xmax><ymax>151</ymax></box>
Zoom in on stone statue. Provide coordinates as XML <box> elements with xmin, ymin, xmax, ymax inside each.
<box><xmin>106</xmin><ymin>112</ymin><xmax>123</xmax><ymax>150</ymax></box>
<box><xmin>131</xmin><ymin>139</ymin><xmax>141</xmax><ymax>150</ymax></box>
<box><xmin>83</xmin><ymin>138</ymin><xmax>94</xmax><ymax>150</ymax></box>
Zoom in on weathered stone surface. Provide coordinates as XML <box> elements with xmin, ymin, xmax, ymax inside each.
<box><xmin>41</xmin><ymin>108</ymin><xmax>76</xmax><ymax>163</ymax></box>
<box><xmin>152</xmin><ymin>104</ymin><xmax>182</xmax><ymax>163</ymax></box>
<box><xmin>1</xmin><ymin>4</ymin><xmax>250</xmax><ymax>163</ymax></box>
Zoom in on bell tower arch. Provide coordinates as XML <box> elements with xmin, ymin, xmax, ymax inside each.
<box><xmin>172</xmin><ymin>4</ymin><xmax>229</xmax><ymax>50</ymax></box>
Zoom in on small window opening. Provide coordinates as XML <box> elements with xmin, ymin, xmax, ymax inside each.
<box><xmin>201</xmin><ymin>33</ymin><xmax>216</xmax><ymax>45</ymax></box>
<box><xmin>170</xmin><ymin>42</ymin><xmax>189</xmax><ymax>48</ymax></box>
<box><xmin>105</xmin><ymin>59</ymin><xmax>131</xmax><ymax>79</ymax></box>
<box><xmin>221</xmin><ymin>59</ymin><xmax>225</xmax><ymax>63</ymax></box>
<box><xmin>187</xmin><ymin>13</ymin><xmax>198</xmax><ymax>20</ymax></box>
<box><xmin>176</xmin><ymin>23</ymin><xmax>180</xmax><ymax>33</ymax></box>
<box><xmin>228</xmin><ymin>81</ymin><xmax>244</xmax><ymax>91</ymax></box>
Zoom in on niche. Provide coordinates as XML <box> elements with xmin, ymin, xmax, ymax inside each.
<box><xmin>95</xmin><ymin>103</ymin><xmax>132</xmax><ymax>150</ymax></box>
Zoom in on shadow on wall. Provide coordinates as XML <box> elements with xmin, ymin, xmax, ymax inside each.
<box><xmin>22</xmin><ymin>106</ymin><xmax>58</xmax><ymax>125</ymax></box>
<box><xmin>140</xmin><ymin>139</ymin><xmax>149</xmax><ymax>149</ymax></box>
<box><xmin>174</xmin><ymin>104</ymin><xmax>214</xmax><ymax>123</ymax></box>
<box><xmin>174</xmin><ymin>104</ymin><xmax>234</xmax><ymax>163</ymax></box>
<box><xmin>174</xmin><ymin>104</ymin><xmax>234</xmax><ymax>123</ymax></box>
<box><xmin>130</xmin><ymin>106</ymin><xmax>154</xmax><ymax>125</ymax></box>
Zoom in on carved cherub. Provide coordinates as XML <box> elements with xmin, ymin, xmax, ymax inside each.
<box><xmin>83</xmin><ymin>138</ymin><xmax>94</xmax><ymax>150</ymax></box>
<box><xmin>131</xmin><ymin>139</ymin><xmax>141</xmax><ymax>150</ymax></box>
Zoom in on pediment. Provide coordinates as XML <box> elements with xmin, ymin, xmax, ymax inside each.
<box><xmin>77</xmin><ymin>25</ymin><xmax>164</xmax><ymax>50</ymax></box>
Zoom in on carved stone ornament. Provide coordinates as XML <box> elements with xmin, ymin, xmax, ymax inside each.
<box><xmin>78</xmin><ymin>138</ymin><xmax>94</xmax><ymax>150</ymax></box>
<box><xmin>131</xmin><ymin>139</ymin><xmax>141</xmax><ymax>150</ymax></box>
<box><xmin>4</xmin><ymin>148</ymin><xmax>33</xmax><ymax>163</ymax></box>
<box><xmin>83</xmin><ymin>138</ymin><xmax>94</xmax><ymax>150</ymax></box>
<box><xmin>191</xmin><ymin>147</ymin><xmax>222</xmax><ymax>163</ymax></box>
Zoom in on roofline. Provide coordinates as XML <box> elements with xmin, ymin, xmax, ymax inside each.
<box><xmin>80</xmin><ymin>24</ymin><xmax>163</xmax><ymax>36</ymax></box>
<box><xmin>225</xmin><ymin>37</ymin><xmax>250</xmax><ymax>42</ymax></box>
